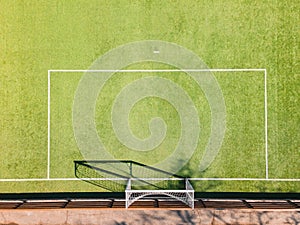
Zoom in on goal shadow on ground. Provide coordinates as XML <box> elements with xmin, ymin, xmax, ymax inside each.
<box><xmin>74</xmin><ymin>160</ymin><xmax>184</xmax><ymax>192</ymax></box>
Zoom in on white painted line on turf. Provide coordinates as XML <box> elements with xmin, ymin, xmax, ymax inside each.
<box><xmin>0</xmin><ymin>178</ymin><xmax>299</xmax><ymax>182</ymax></box>
<box><xmin>48</xmin><ymin>69</ymin><xmax>267</xmax><ymax>73</ymax></box>
<box><xmin>264</xmin><ymin>69</ymin><xmax>269</xmax><ymax>179</ymax></box>
<box><xmin>46</xmin><ymin>68</ymin><xmax>268</xmax><ymax>181</ymax></box>
<box><xmin>47</xmin><ymin>70</ymin><xmax>51</xmax><ymax>179</ymax></box>
<box><xmin>0</xmin><ymin>178</ymin><xmax>126</xmax><ymax>182</ymax></box>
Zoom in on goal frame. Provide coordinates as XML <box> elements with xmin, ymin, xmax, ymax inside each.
<box><xmin>125</xmin><ymin>178</ymin><xmax>194</xmax><ymax>209</ymax></box>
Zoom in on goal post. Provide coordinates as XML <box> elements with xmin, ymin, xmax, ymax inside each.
<box><xmin>125</xmin><ymin>178</ymin><xmax>194</xmax><ymax>209</ymax></box>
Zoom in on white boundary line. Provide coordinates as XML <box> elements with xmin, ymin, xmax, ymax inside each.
<box><xmin>264</xmin><ymin>69</ymin><xmax>269</xmax><ymax>179</ymax></box>
<box><xmin>49</xmin><ymin>69</ymin><xmax>269</xmax><ymax>181</ymax></box>
<box><xmin>48</xmin><ymin>68</ymin><xmax>269</xmax><ymax>181</ymax></box>
<box><xmin>47</xmin><ymin>70</ymin><xmax>51</xmax><ymax>179</ymax></box>
<box><xmin>47</xmin><ymin>68</ymin><xmax>269</xmax><ymax>180</ymax></box>
<box><xmin>48</xmin><ymin>69</ymin><xmax>267</xmax><ymax>73</ymax></box>
<box><xmin>0</xmin><ymin>178</ymin><xmax>299</xmax><ymax>182</ymax></box>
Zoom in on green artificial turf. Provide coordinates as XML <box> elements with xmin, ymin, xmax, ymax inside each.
<box><xmin>0</xmin><ymin>0</ymin><xmax>299</xmax><ymax>193</ymax></box>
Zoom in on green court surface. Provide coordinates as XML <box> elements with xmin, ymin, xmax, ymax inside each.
<box><xmin>0</xmin><ymin>0</ymin><xmax>299</xmax><ymax>193</ymax></box>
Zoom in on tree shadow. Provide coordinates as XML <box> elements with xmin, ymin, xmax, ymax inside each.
<box><xmin>176</xmin><ymin>158</ymin><xmax>223</xmax><ymax>193</ymax></box>
<box><xmin>74</xmin><ymin>160</ymin><xmax>184</xmax><ymax>192</ymax></box>
<box><xmin>175</xmin><ymin>210</ymin><xmax>196</xmax><ymax>225</ymax></box>
<box><xmin>114</xmin><ymin>222</ymin><xmax>127</xmax><ymax>225</ymax></box>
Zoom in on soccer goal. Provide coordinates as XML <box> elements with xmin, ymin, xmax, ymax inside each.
<box><xmin>125</xmin><ymin>178</ymin><xmax>194</xmax><ymax>209</ymax></box>
<box><xmin>73</xmin><ymin>160</ymin><xmax>194</xmax><ymax>208</ymax></box>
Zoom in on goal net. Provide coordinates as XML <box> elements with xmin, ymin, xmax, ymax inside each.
<box><xmin>125</xmin><ymin>178</ymin><xmax>194</xmax><ymax>209</ymax></box>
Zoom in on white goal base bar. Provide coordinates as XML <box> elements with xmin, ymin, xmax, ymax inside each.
<box><xmin>125</xmin><ymin>178</ymin><xmax>194</xmax><ymax>209</ymax></box>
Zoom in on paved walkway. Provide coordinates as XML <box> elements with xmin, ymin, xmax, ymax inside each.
<box><xmin>0</xmin><ymin>208</ymin><xmax>299</xmax><ymax>225</ymax></box>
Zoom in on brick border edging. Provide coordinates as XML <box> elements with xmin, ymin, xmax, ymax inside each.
<box><xmin>0</xmin><ymin>208</ymin><xmax>299</xmax><ymax>225</ymax></box>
